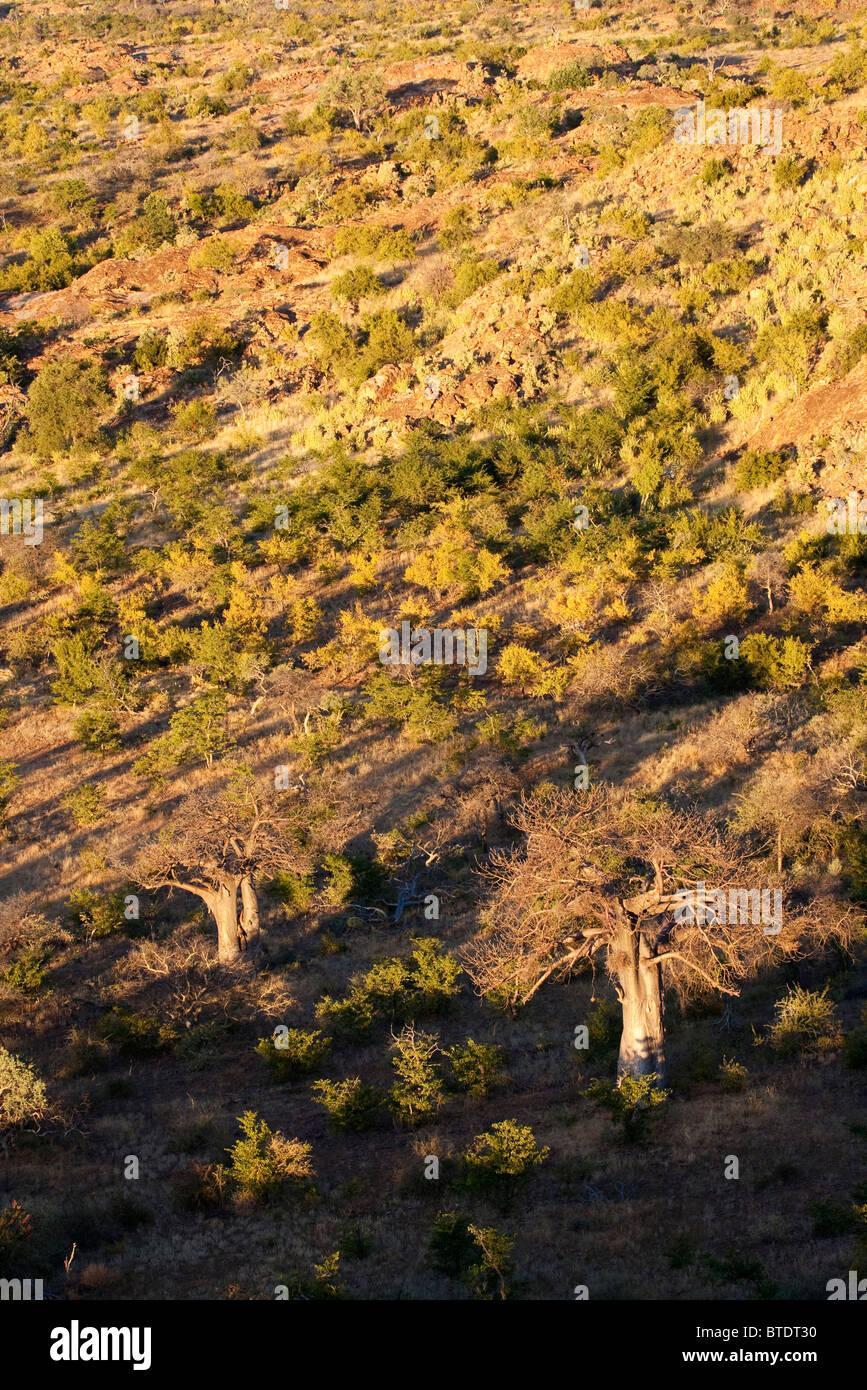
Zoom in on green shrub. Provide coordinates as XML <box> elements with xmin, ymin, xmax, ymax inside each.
<box><xmin>705</xmin><ymin>80</ymin><xmax>765</xmax><ymax>112</ymax></box>
<box><xmin>666</xmin><ymin>1234</ymin><xmax>695</xmax><ymax>1270</ymax></box>
<box><xmin>355</xmin><ymin>308</ymin><xmax>415</xmax><ymax>378</ymax></box>
<box><xmin>188</xmin><ymin>235</ymin><xmax>236</xmax><ymax>272</ymax></box>
<box><xmin>186</xmin><ymin>88</ymin><xmax>229</xmax><ymax>118</ymax></box>
<box><xmin>332</xmin><ymin>226</ymin><xmax>376</xmax><ymax>257</ymax></box>
<box><xmin>583</xmin><ymin>1072</ymin><xmax>670</xmax><ymax>1141</ymax></box>
<box><xmin>317</xmin><ymin>68</ymin><xmax>385</xmax><ymax>131</ymax></box>
<box><xmin>0</xmin><ymin>759</ymin><xmax>20</xmax><ymax>831</ymax></box>
<box><xmin>133</xmin><ymin>330</ymin><xmax>169</xmax><ymax>371</ymax></box>
<box><xmin>0</xmin><ymin>1201</ymin><xmax>33</xmax><ymax>1263</ymax></box>
<box><xmin>771</xmin><ymin>68</ymin><xmax>812</xmax><ymax>106</ymax></box>
<box><xmin>333</xmin><ymin>224</ymin><xmax>409</xmax><ymax>259</ymax></box>
<box><xmin>428</xmin><ymin>1209</ymin><xmax>515</xmax><ymax>1297</ymax></box>
<box><xmin>0</xmin><ymin>327</ymin><xmax>24</xmax><ymax>386</ymax></box>
<box><xmin>185</xmin><ymin>182</ymin><xmax>254</xmax><ymax>224</ymax></box>
<box><xmin>316</xmin><ymin>938</ymin><xmax>462</xmax><ymax>1039</ymax></box>
<box><xmin>0</xmin><ymin>1049</ymin><xmax>48</xmax><ymax>1131</ymax></box>
<box><xmin>114</xmin><ymin>193</ymin><xmax>177</xmax><ymax>254</ymax></box>
<box><xmin>826</xmin><ymin>42</ymin><xmax>867</xmax><ymax>99</ymax></box>
<box><xmin>63</xmin><ymin>783</ymin><xmax>106</xmax><ymax>827</ymax></box>
<box><xmin>315</xmin><ymin>982</ymin><xmax>378</xmax><ymax>1039</ymax></box>
<box><xmin>25</xmin><ymin>356</ymin><xmax>111</xmax><ymax>456</ymax></box>
<box><xmin>66</xmin><ymin>888</ymin><xmax>128</xmax><ymax>939</ymax></box>
<box><xmin>700</xmin><ymin>157</ymin><xmax>730</xmax><ymax>185</ymax></box>
<box><xmin>718</xmin><ymin>1057</ymin><xmax>748</xmax><ymax>1092</ymax></box>
<box><xmin>756</xmin><ymin>309</ymin><xmax>826</xmax><ymax>382</ymax></box>
<box><xmin>0</xmin><ymin>228</ymin><xmax>81</xmax><ymax>294</ymax></box>
<box><xmin>733</xmin><ymin>448</ymin><xmax>791</xmax><ymax>490</ymax></box>
<box><xmin>438</xmin><ymin>204</ymin><xmax>475</xmax><ymax>251</ymax></box>
<box><xmin>362</xmin><ymin>669</ymin><xmax>458</xmax><ymax>744</ymax></box>
<box><xmin>550</xmin><ymin>265</ymin><xmax>597</xmax><ymax>319</ymax></box>
<box><xmin>445</xmin><ymin>1038</ymin><xmax>505</xmax><ymax>1096</ymax></box>
<box><xmin>740</xmin><ymin>634</ymin><xmax>812</xmax><ymax>691</ymax></box>
<box><xmin>312</xmin><ymin>1077</ymin><xmax>382</xmax><ymax>1131</ymax></box>
<box><xmin>833</xmin><ymin>323</ymin><xmax>867</xmax><ymax>378</ymax></box>
<box><xmin>73</xmin><ymin>708</ymin><xmax>122</xmax><ymax>754</ymax></box>
<box><xmin>444</xmin><ymin>252</ymin><xmax>501</xmax><ymax>309</ymax></box>
<box><xmin>462</xmin><ymin>1119</ymin><xmax>549</xmax><ymax>1203</ymax></box>
<box><xmin>134</xmin><ymin>691</ymin><xmax>230</xmax><ymax>776</ymax></box>
<box><xmin>767</xmin><ymin>985</ymin><xmax>841</xmax><ymax>1056</ymax></box>
<box><xmin>629</xmin><ymin>105</ymin><xmax>671</xmax><ymax>154</ymax></box>
<box><xmin>321</xmin><ymin>852</ymin><xmax>354</xmax><ymax>906</ymax></box>
<box><xmin>171</xmin><ymin>399</ymin><xmax>217</xmax><ymax>438</ymax></box>
<box><xmin>339</xmin><ymin>1222</ymin><xmax>374</xmax><ymax>1259</ymax></box>
<box><xmin>327</xmin><ymin>184</ymin><xmax>374</xmax><ymax>221</ymax></box>
<box><xmin>170</xmin><ymin>1013</ymin><xmax>229</xmax><ymax>1065</ymax></box>
<box><xmin>429</xmin><ymin>1210</ymin><xmax>478</xmax><ymax>1276</ymax></box>
<box><xmin>277</xmin><ymin>1252</ymin><xmax>347</xmax><ymax>1300</ymax></box>
<box><xmin>269</xmin><ymin>870</ymin><xmax>314</xmax><ymax>911</ymax></box>
<box><xmin>388</xmin><ymin>1026</ymin><xmax>444</xmax><ymax>1126</ymax></box>
<box><xmin>548</xmin><ymin>62</ymin><xmax>590</xmax><ymax>91</ymax></box>
<box><xmin>331</xmin><ymin>265</ymin><xmax>385</xmax><ymax>303</ymax></box>
<box><xmin>228</xmin><ymin>115</ymin><xmax>263</xmax><ymax>154</ymax></box>
<box><xmin>255</xmin><ymin>1029</ymin><xmax>332</xmax><ymax>1082</ymax></box>
<box><xmin>409</xmin><ymin>937</ymin><xmax>463</xmax><ymax>1014</ymax></box>
<box><xmin>702</xmin><ymin>258</ymin><xmax>755</xmax><ymax>295</ymax></box>
<box><xmin>308</xmin><ymin>310</ymin><xmax>357</xmax><ymax>377</ymax></box>
<box><xmin>45</xmin><ymin>178</ymin><xmax>96</xmax><ymax>216</ymax></box>
<box><xmin>662</xmin><ymin>221</ymin><xmax>737</xmax><ymax>267</ymax></box>
<box><xmin>773</xmin><ymin>155</ymin><xmax>809</xmax><ymax>190</ymax></box>
<box><xmin>586</xmin><ymin>997</ymin><xmax>621</xmax><ymax>1052</ymax></box>
<box><xmin>169</xmin><ymin>315</ymin><xmax>243</xmax><ymax>370</ymax></box>
<box><xmin>465</xmin><ymin>1224</ymin><xmax>515</xmax><ymax>1300</ymax></box>
<box><xmin>51</xmin><ymin>637</ymin><xmax>111</xmax><ymax>706</ymax></box>
<box><xmin>374</xmin><ymin>229</ymin><xmax>416</xmax><ymax>262</ymax></box>
<box><xmin>4</xmin><ymin>946</ymin><xmax>50</xmax><ymax>996</ymax></box>
<box><xmin>107</xmin><ymin>1191</ymin><xmax>154</xmax><ymax>1232</ymax></box>
<box><xmin>225</xmin><ymin>1110</ymin><xmax>314</xmax><ymax>1203</ymax></box>
<box><xmin>70</xmin><ymin>502</ymin><xmax>130</xmax><ymax>574</ymax></box>
<box><xmin>704</xmin><ymin>1251</ymin><xmax>771</xmax><ymax>1291</ymax></box>
<box><xmin>217</xmin><ymin>63</ymin><xmax>252</xmax><ymax>95</ymax></box>
<box><xmin>97</xmin><ymin>1005</ymin><xmax>176</xmax><ymax>1056</ymax></box>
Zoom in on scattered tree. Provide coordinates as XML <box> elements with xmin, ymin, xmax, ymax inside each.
<box><xmin>464</xmin><ymin>785</ymin><xmax>852</xmax><ymax>1085</ymax></box>
<box><xmin>319</xmin><ymin>68</ymin><xmax>386</xmax><ymax>131</ymax></box>
<box><xmin>133</xmin><ymin>776</ymin><xmax>309</xmax><ymax>964</ymax></box>
<box><xmin>25</xmin><ymin>357</ymin><xmax>111</xmax><ymax>456</ymax></box>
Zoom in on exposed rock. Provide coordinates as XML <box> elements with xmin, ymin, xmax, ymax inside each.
<box><xmin>384</xmin><ymin>57</ymin><xmax>494</xmax><ymax>103</ymax></box>
<box><xmin>748</xmin><ymin>359</ymin><xmax>867</xmax><ymax>456</ymax></box>
<box><xmin>515</xmin><ymin>40</ymin><xmax>628</xmax><ymax>82</ymax></box>
<box><xmin>358</xmin><ymin>364</ymin><xmax>405</xmax><ymax>404</ymax></box>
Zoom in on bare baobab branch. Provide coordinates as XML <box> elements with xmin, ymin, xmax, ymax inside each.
<box><xmin>463</xmin><ymin>785</ymin><xmax>857</xmax><ymax>1085</ymax></box>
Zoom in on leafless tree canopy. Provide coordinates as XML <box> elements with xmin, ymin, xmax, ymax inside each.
<box><xmin>463</xmin><ymin>785</ymin><xmax>856</xmax><ymax>1051</ymax></box>
<box><xmin>135</xmin><ymin>780</ymin><xmax>303</xmax><ymax>891</ymax></box>
<box><xmin>133</xmin><ymin>776</ymin><xmax>311</xmax><ymax>964</ymax></box>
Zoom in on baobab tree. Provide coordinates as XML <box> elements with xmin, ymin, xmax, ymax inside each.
<box><xmin>463</xmin><ymin>785</ymin><xmax>853</xmax><ymax>1085</ymax></box>
<box><xmin>133</xmin><ymin>777</ymin><xmax>309</xmax><ymax>965</ymax></box>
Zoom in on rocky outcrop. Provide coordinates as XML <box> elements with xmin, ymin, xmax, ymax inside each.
<box><xmin>748</xmin><ymin>359</ymin><xmax>867</xmax><ymax>457</ymax></box>
<box><xmin>515</xmin><ymin>40</ymin><xmax>629</xmax><ymax>82</ymax></box>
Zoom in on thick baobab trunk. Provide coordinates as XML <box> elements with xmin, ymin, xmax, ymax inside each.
<box><xmin>204</xmin><ymin>881</ymin><xmax>243</xmax><ymax>965</ymax></box>
<box><xmin>613</xmin><ymin>924</ymin><xmax>666</xmax><ymax>1085</ymax></box>
<box><xmin>239</xmin><ymin>876</ymin><xmax>262</xmax><ymax>957</ymax></box>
